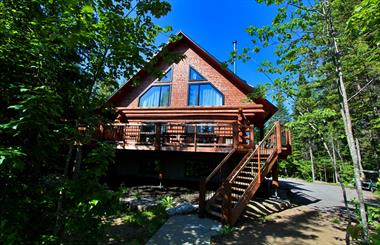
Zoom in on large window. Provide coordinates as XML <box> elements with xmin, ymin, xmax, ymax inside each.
<box><xmin>189</xmin><ymin>66</ymin><xmax>206</xmax><ymax>81</ymax></box>
<box><xmin>139</xmin><ymin>85</ymin><xmax>170</xmax><ymax>107</ymax></box>
<box><xmin>159</xmin><ymin>68</ymin><xmax>172</xmax><ymax>82</ymax></box>
<box><xmin>188</xmin><ymin>83</ymin><xmax>223</xmax><ymax>106</ymax></box>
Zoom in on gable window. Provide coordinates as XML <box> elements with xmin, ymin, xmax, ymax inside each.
<box><xmin>189</xmin><ymin>66</ymin><xmax>206</xmax><ymax>81</ymax></box>
<box><xmin>139</xmin><ymin>85</ymin><xmax>170</xmax><ymax>107</ymax></box>
<box><xmin>188</xmin><ymin>83</ymin><xmax>223</xmax><ymax>106</ymax></box>
<box><xmin>159</xmin><ymin>68</ymin><xmax>172</xmax><ymax>82</ymax></box>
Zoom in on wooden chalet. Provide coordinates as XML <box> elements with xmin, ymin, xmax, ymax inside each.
<box><xmin>102</xmin><ymin>32</ymin><xmax>292</xmax><ymax>224</ymax></box>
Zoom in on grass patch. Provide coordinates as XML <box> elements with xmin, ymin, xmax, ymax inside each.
<box><xmin>106</xmin><ymin>205</ymin><xmax>168</xmax><ymax>244</ymax></box>
<box><xmin>331</xmin><ymin>217</ymin><xmax>341</xmax><ymax>225</ymax></box>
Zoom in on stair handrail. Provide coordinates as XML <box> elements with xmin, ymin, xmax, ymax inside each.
<box><xmin>227</xmin><ymin>123</ymin><xmax>280</xmax><ymax>224</ymax></box>
<box><xmin>230</xmin><ymin>149</ymin><xmax>278</xmax><ymax>224</ymax></box>
<box><xmin>199</xmin><ymin>148</ymin><xmax>237</xmax><ymax>217</ymax></box>
<box><xmin>227</xmin><ymin>124</ymin><xmax>276</xmax><ymax>183</ymax></box>
<box><xmin>202</xmin><ymin>123</ymin><xmax>277</xmax><ymax>215</ymax></box>
<box><xmin>205</xmin><ymin>148</ymin><xmax>236</xmax><ymax>183</ymax></box>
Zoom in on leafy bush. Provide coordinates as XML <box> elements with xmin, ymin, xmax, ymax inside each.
<box><xmin>219</xmin><ymin>225</ymin><xmax>234</xmax><ymax>236</ymax></box>
<box><xmin>160</xmin><ymin>196</ymin><xmax>175</xmax><ymax>209</ymax></box>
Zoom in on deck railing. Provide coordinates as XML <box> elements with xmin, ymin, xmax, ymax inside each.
<box><xmin>101</xmin><ymin>122</ymin><xmax>254</xmax><ymax>152</ymax></box>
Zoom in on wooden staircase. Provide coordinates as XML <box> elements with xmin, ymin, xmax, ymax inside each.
<box><xmin>199</xmin><ymin>121</ymin><xmax>291</xmax><ymax>225</ymax></box>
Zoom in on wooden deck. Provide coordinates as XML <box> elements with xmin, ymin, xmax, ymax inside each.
<box><xmin>100</xmin><ymin>122</ymin><xmax>255</xmax><ymax>153</ymax></box>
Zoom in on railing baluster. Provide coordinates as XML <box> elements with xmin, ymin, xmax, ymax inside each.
<box><xmin>194</xmin><ymin>125</ymin><xmax>197</xmax><ymax>152</ymax></box>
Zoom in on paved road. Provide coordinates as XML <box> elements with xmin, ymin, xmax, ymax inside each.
<box><xmin>280</xmin><ymin>178</ymin><xmax>376</xmax><ymax>210</ymax></box>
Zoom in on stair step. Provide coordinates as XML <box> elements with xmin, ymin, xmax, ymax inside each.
<box><xmin>235</xmin><ymin>175</ymin><xmax>254</xmax><ymax>181</ymax></box>
<box><xmin>233</xmin><ymin>181</ymin><xmax>250</xmax><ymax>187</ymax></box>
<box><xmin>232</xmin><ymin>186</ymin><xmax>246</xmax><ymax>193</ymax></box>
<box><xmin>208</xmin><ymin>210</ymin><xmax>222</xmax><ymax>219</ymax></box>
<box><xmin>240</xmin><ymin>170</ymin><xmax>257</xmax><ymax>175</ymax></box>
<box><xmin>210</xmin><ymin>202</ymin><xmax>221</xmax><ymax>210</ymax></box>
<box><xmin>244</xmin><ymin>167</ymin><xmax>258</xmax><ymax>172</ymax></box>
<box><xmin>245</xmin><ymin>162</ymin><xmax>257</xmax><ymax>166</ymax></box>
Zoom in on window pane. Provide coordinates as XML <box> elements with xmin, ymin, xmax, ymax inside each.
<box><xmin>139</xmin><ymin>86</ymin><xmax>161</xmax><ymax>107</ymax></box>
<box><xmin>159</xmin><ymin>85</ymin><xmax>170</xmax><ymax>106</ymax></box>
<box><xmin>199</xmin><ymin>84</ymin><xmax>223</xmax><ymax>106</ymax></box>
<box><xmin>188</xmin><ymin>84</ymin><xmax>199</xmax><ymax>106</ymax></box>
<box><xmin>189</xmin><ymin>67</ymin><xmax>205</xmax><ymax>81</ymax></box>
<box><xmin>159</xmin><ymin>68</ymin><xmax>172</xmax><ymax>82</ymax></box>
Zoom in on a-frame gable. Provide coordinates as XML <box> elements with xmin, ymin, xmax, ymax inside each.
<box><xmin>108</xmin><ymin>31</ymin><xmax>277</xmax><ymax>120</ymax></box>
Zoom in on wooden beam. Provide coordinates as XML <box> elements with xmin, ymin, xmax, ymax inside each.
<box><xmin>117</xmin><ymin>105</ymin><xmax>264</xmax><ymax>111</ymax></box>
<box><xmin>124</xmin><ymin>113</ymin><xmax>247</xmax><ymax>118</ymax></box>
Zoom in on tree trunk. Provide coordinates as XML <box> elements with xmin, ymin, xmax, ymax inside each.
<box><xmin>331</xmin><ymin>141</ymin><xmax>338</xmax><ymax>183</ymax></box>
<box><xmin>55</xmin><ymin>142</ymin><xmax>74</xmax><ymax>236</ymax></box>
<box><xmin>309</xmin><ymin>144</ymin><xmax>316</xmax><ymax>182</ymax></box>
<box><xmin>355</xmin><ymin>138</ymin><xmax>364</xmax><ymax>179</ymax></box>
<box><xmin>73</xmin><ymin>145</ymin><xmax>83</xmax><ymax>179</ymax></box>
<box><xmin>332</xmin><ymin>141</ymin><xmax>352</xmax><ymax>245</ymax></box>
<box><xmin>321</xmin><ymin>0</ymin><xmax>369</xmax><ymax>240</ymax></box>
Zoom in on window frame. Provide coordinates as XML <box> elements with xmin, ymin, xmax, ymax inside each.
<box><xmin>189</xmin><ymin>65</ymin><xmax>207</xmax><ymax>82</ymax></box>
<box><xmin>158</xmin><ymin>67</ymin><xmax>173</xmax><ymax>83</ymax></box>
<box><xmin>187</xmin><ymin>82</ymin><xmax>224</xmax><ymax>106</ymax></box>
<box><xmin>138</xmin><ymin>84</ymin><xmax>171</xmax><ymax>108</ymax></box>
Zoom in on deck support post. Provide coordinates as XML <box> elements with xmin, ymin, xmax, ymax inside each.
<box><xmin>272</xmin><ymin>160</ymin><xmax>279</xmax><ymax>188</ymax></box>
<box><xmin>259</xmin><ymin>126</ymin><xmax>264</xmax><ymax>141</ymax></box>
<box><xmin>249</xmin><ymin>125</ymin><xmax>254</xmax><ymax>148</ymax></box>
<box><xmin>199</xmin><ymin>177</ymin><xmax>206</xmax><ymax>218</ymax></box>
<box><xmin>221</xmin><ymin>182</ymin><xmax>232</xmax><ymax>225</ymax></box>
<box><xmin>155</xmin><ymin>123</ymin><xmax>161</xmax><ymax>151</ymax></box>
<box><xmin>233</xmin><ymin>123</ymin><xmax>239</xmax><ymax>149</ymax></box>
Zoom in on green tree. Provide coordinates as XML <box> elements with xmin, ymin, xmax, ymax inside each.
<box><xmin>239</xmin><ymin>0</ymin><xmax>379</xmax><ymax>242</ymax></box>
<box><xmin>0</xmin><ymin>0</ymin><xmax>173</xmax><ymax>243</ymax></box>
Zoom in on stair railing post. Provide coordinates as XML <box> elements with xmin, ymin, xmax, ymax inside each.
<box><xmin>221</xmin><ymin>182</ymin><xmax>232</xmax><ymax>225</ymax></box>
<box><xmin>287</xmin><ymin>129</ymin><xmax>292</xmax><ymax>153</ymax></box>
<box><xmin>199</xmin><ymin>177</ymin><xmax>206</xmax><ymax>218</ymax></box>
<box><xmin>257</xmin><ymin>144</ymin><xmax>261</xmax><ymax>184</ymax></box>
<box><xmin>275</xmin><ymin>121</ymin><xmax>282</xmax><ymax>154</ymax></box>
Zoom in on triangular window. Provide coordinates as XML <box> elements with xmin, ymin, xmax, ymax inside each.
<box><xmin>159</xmin><ymin>68</ymin><xmax>172</xmax><ymax>82</ymax></box>
<box><xmin>189</xmin><ymin>66</ymin><xmax>206</xmax><ymax>81</ymax></box>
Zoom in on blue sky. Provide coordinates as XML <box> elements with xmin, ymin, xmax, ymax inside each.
<box><xmin>155</xmin><ymin>0</ymin><xmax>279</xmax><ymax>100</ymax></box>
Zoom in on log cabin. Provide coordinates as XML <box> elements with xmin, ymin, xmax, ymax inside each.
<box><xmin>102</xmin><ymin>32</ymin><xmax>291</xmax><ymax>224</ymax></box>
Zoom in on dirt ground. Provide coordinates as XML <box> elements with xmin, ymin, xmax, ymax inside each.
<box><xmin>212</xmin><ymin>206</ymin><xmax>347</xmax><ymax>245</ymax></box>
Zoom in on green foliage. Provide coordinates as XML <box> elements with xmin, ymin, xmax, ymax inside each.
<box><xmin>118</xmin><ymin>205</ymin><xmax>168</xmax><ymax>242</ymax></box>
<box><xmin>369</xmin><ymin>178</ymin><xmax>380</xmax><ymax>243</ymax></box>
<box><xmin>219</xmin><ymin>225</ymin><xmax>234</xmax><ymax>236</ymax></box>
<box><xmin>160</xmin><ymin>195</ymin><xmax>175</xmax><ymax>209</ymax></box>
<box><xmin>0</xmin><ymin>0</ymin><xmax>172</xmax><ymax>243</ymax></box>
<box><xmin>245</xmin><ymin>84</ymin><xmax>268</xmax><ymax>101</ymax></box>
<box><xmin>241</xmin><ymin>0</ymin><xmax>379</xmax><ymax>186</ymax></box>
